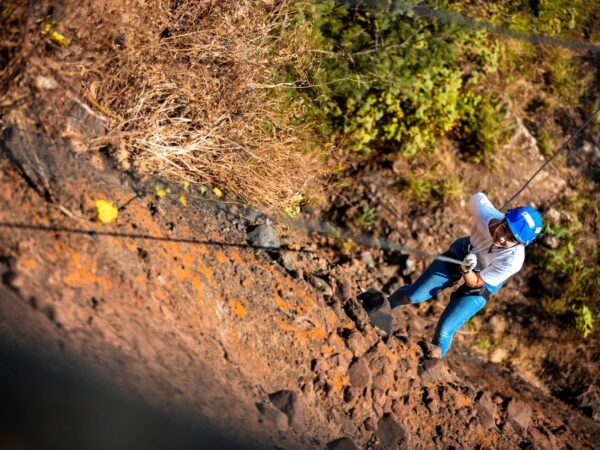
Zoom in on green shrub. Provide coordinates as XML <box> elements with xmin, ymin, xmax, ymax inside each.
<box><xmin>534</xmin><ymin>190</ymin><xmax>599</xmax><ymax>338</ymax></box>
<box><xmin>292</xmin><ymin>0</ymin><xmax>503</xmax><ymax>156</ymax></box>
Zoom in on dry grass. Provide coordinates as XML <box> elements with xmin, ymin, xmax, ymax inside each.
<box><xmin>2</xmin><ymin>0</ymin><xmax>326</xmax><ymax>214</ymax></box>
<box><xmin>82</xmin><ymin>0</ymin><xmax>326</xmax><ymax>213</ymax></box>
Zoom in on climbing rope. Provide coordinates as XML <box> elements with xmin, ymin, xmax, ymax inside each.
<box><xmin>4</xmin><ymin>104</ymin><xmax>599</xmax><ymax>267</ymax></box>
<box><xmin>306</xmin><ymin>218</ymin><xmax>464</xmax><ymax>265</ymax></box>
<box><xmin>3</xmin><ymin>103</ymin><xmax>598</xmax><ymax>267</ymax></box>
<box><xmin>500</xmin><ymin>103</ymin><xmax>600</xmax><ymax>211</ymax></box>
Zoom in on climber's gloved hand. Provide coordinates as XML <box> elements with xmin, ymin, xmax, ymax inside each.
<box><xmin>461</xmin><ymin>253</ymin><xmax>477</xmax><ymax>274</ymax></box>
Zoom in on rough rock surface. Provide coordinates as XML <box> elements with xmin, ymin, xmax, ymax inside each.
<box><xmin>0</xmin><ymin>37</ymin><xmax>598</xmax><ymax>449</ymax></box>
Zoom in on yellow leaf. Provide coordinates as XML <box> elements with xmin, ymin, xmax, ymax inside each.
<box><xmin>199</xmin><ymin>186</ymin><xmax>207</xmax><ymax>195</ymax></box>
<box><xmin>179</xmin><ymin>195</ymin><xmax>188</xmax><ymax>207</ymax></box>
<box><xmin>95</xmin><ymin>200</ymin><xmax>118</xmax><ymax>224</ymax></box>
<box><xmin>183</xmin><ymin>181</ymin><xmax>190</xmax><ymax>192</ymax></box>
<box><xmin>154</xmin><ymin>186</ymin><xmax>170</xmax><ymax>198</ymax></box>
<box><xmin>213</xmin><ymin>187</ymin><xmax>223</xmax><ymax>197</ymax></box>
<box><xmin>50</xmin><ymin>31</ymin><xmax>69</xmax><ymax>46</ymax></box>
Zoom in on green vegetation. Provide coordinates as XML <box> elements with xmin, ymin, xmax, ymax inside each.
<box><xmin>284</xmin><ymin>194</ymin><xmax>304</xmax><ymax>218</ymax></box>
<box><xmin>477</xmin><ymin>337</ymin><xmax>496</xmax><ymax>351</ymax></box>
<box><xmin>279</xmin><ymin>3</ymin><xmax>599</xmax><ymax>340</ymax></box>
<box><xmin>354</xmin><ymin>204</ymin><xmax>377</xmax><ymax>229</ymax></box>
<box><xmin>533</xmin><ymin>188</ymin><xmax>599</xmax><ymax>338</ymax></box>
<box><xmin>402</xmin><ymin>166</ymin><xmax>463</xmax><ymax>205</ymax></box>
<box><xmin>288</xmin><ymin>1</ymin><xmax>504</xmax><ymax>157</ymax></box>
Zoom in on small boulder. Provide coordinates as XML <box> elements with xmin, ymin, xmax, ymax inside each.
<box><xmin>492</xmin><ymin>394</ymin><xmax>505</xmax><ymax>405</ymax></box>
<box><xmin>345</xmin><ymin>330</ymin><xmax>368</xmax><ymax>358</ymax></box>
<box><xmin>279</xmin><ymin>251</ymin><xmax>298</xmax><ymax>275</ymax></box>
<box><xmin>372</xmin><ymin>388</ymin><xmax>386</xmax><ymax>407</ymax></box>
<box><xmin>344</xmin><ymin>298</ymin><xmax>370</xmax><ymax>330</ymax></box>
<box><xmin>545</xmin><ymin>207</ymin><xmax>561</xmax><ymax>225</ymax></box>
<box><xmin>542</xmin><ymin>235</ymin><xmax>560</xmax><ymax>249</ymax></box>
<box><xmin>364</xmin><ymin>416</ymin><xmax>378</xmax><ymax>431</ymax></box>
<box><xmin>3</xmin><ymin>270</ymin><xmax>26</xmax><ymax>290</ymax></box>
<box><xmin>419</xmin><ymin>358</ymin><xmax>445</xmax><ymax>382</ymax></box>
<box><xmin>34</xmin><ymin>76</ymin><xmax>58</xmax><ymax>91</ymax></box>
<box><xmin>506</xmin><ymin>398</ymin><xmax>532</xmax><ymax>432</ymax></box>
<box><xmin>490</xmin><ymin>347</ymin><xmax>508</xmax><ymax>364</ymax></box>
<box><xmin>348</xmin><ymin>357</ymin><xmax>372</xmax><ymax>390</ymax></box>
<box><xmin>361</xmin><ymin>251</ymin><xmax>376</xmax><ymax>269</ymax></box>
<box><xmin>268</xmin><ymin>390</ymin><xmax>305</xmax><ymax>431</ymax></box>
<box><xmin>373</xmin><ymin>413</ymin><xmax>409</xmax><ymax>449</ymax></box>
<box><xmin>476</xmin><ymin>392</ymin><xmax>497</xmax><ymax>431</ymax></box>
<box><xmin>488</xmin><ymin>315</ymin><xmax>507</xmax><ymax>335</ymax></box>
<box><xmin>402</xmin><ymin>258</ymin><xmax>415</xmax><ymax>276</ymax></box>
<box><xmin>247</xmin><ymin>222</ymin><xmax>280</xmax><ymax>249</ymax></box>
<box><xmin>66</xmin><ymin>98</ymin><xmax>106</xmax><ymax>139</ymax></box>
<box><xmin>256</xmin><ymin>402</ymin><xmax>288</xmax><ymax>432</ymax></box>
<box><xmin>310</xmin><ymin>275</ymin><xmax>333</xmax><ymax>297</ymax></box>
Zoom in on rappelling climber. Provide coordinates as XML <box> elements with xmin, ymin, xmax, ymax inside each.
<box><xmin>360</xmin><ymin>192</ymin><xmax>543</xmax><ymax>359</ymax></box>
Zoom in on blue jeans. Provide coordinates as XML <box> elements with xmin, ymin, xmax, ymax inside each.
<box><xmin>389</xmin><ymin>237</ymin><xmax>502</xmax><ymax>357</ymax></box>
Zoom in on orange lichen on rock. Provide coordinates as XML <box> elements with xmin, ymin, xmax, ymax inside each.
<box><xmin>191</xmin><ymin>278</ymin><xmax>203</xmax><ymax>298</ymax></box>
<box><xmin>277</xmin><ymin>319</ymin><xmax>327</xmax><ymax>341</ymax></box>
<box><xmin>63</xmin><ymin>252</ymin><xmax>112</xmax><ymax>290</ymax></box>
<box><xmin>18</xmin><ymin>258</ymin><xmax>37</xmax><ymax>272</ymax></box>
<box><xmin>214</xmin><ymin>250</ymin><xmax>228</xmax><ymax>265</ymax></box>
<box><xmin>170</xmin><ymin>251</ymin><xmax>207</xmax><ymax>298</ymax></box>
<box><xmin>299</xmin><ymin>326</ymin><xmax>328</xmax><ymax>342</ymax></box>
<box><xmin>133</xmin><ymin>274</ymin><xmax>147</xmax><ymax>291</ymax></box>
<box><xmin>329</xmin><ymin>372</ymin><xmax>349</xmax><ymax>394</ymax></box>
<box><xmin>199</xmin><ymin>265</ymin><xmax>213</xmax><ymax>283</ymax></box>
<box><xmin>324</xmin><ymin>309</ymin><xmax>339</xmax><ymax>332</ymax></box>
<box><xmin>274</xmin><ymin>289</ymin><xmax>289</xmax><ymax>310</ymax></box>
<box><xmin>321</xmin><ymin>344</ymin><xmax>333</xmax><ymax>355</ymax></box>
<box><xmin>229</xmin><ymin>249</ymin><xmax>246</xmax><ymax>266</ymax></box>
<box><xmin>152</xmin><ymin>288</ymin><xmax>169</xmax><ymax>303</ymax></box>
<box><xmin>452</xmin><ymin>392</ymin><xmax>473</xmax><ymax>409</ymax></box>
<box><xmin>328</xmin><ymin>333</ymin><xmax>345</xmax><ymax>349</ymax></box>
<box><xmin>228</xmin><ymin>299</ymin><xmax>247</xmax><ymax>318</ymax></box>
<box><xmin>1</xmin><ymin>184</ymin><xmax>14</xmax><ymax>201</ymax></box>
<box><xmin>376</xmin><ymin>340</ymin><xmax>399</xmax><ymax>362</ymax></box>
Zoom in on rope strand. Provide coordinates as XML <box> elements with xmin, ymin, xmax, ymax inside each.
<box><xmin>501</xmin><ymin>103</ymin><xmax>600</xmax><ymax>211</ymax></box>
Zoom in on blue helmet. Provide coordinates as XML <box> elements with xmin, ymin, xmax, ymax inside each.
<box><xmin>505</xmin><ymin>206</ymin><xmax>543</xmax><ymax>245</ymax></box>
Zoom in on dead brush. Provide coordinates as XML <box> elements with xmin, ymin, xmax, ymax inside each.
<box><xmin>82</xmin><ymin>0</ymin><xmax>325</xmax><ymax>214</ymax></box>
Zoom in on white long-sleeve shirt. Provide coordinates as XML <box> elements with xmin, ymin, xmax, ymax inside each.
<box><xmin>468</xmin><ymin>193</ymin><xmax>525</xmax><ymax>287</ymax></box>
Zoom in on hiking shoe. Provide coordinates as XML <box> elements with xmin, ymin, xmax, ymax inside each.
<box><xmin>358</xmin><ymin>289</ymin><xmax>387</xmax><ymax>311</ymax></box>
<box><xmin>358</xmin><ymin>290</ymin><xmax>393</xmax><ymax>336</ymax></box>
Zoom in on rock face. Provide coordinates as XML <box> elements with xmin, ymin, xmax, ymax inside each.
<box><xmin>419</xmin><ymin>358</ymin><xmax>445</xmax><ymax>382</ymax></box>
<box><xmin>498</xmin><ymin>115</ymin><xmax>566</xmax><ymax>206</ymax></box>
<box><xmin>1</xmin><ymin>71</ymin><xmax>598</xmax><ymax>450</ymax></box>
<box><xmin>268</xmin><ymin>390</ymin><xmax>305</xmax><ymax>431</ymax></box>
